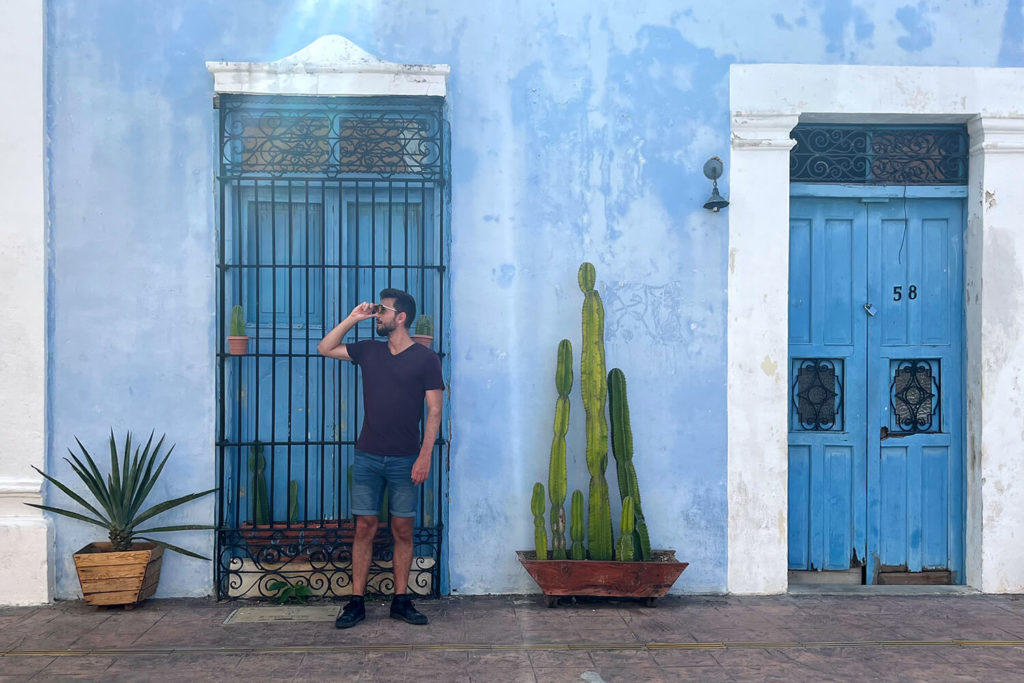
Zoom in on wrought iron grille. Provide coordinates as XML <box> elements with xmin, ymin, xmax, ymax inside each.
<box><xmin>790</xmin><ymin>125</ymin><xmax>968</xmax><ymax>185</ymax></box>
<box><xmin>791</xmin><ymin>359</ymin><xmax>844</xmax><ymax>431</ymax></box>
<box><xmin>215</xmin><ymin>95</ymin><xmax>449</xmax><ymax>600</ymax></box>
<box><xmin>890</xmin><ymin>359</ymin><xmax>941</xmax><ymax>433</ymax></box>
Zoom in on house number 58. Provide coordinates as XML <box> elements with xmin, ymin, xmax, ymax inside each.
<box><xmin>893</xmin><ymin>285</ymin><xmax>918</xmax><ymax>301</ymax></box>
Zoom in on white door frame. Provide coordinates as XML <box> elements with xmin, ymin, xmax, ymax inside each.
<box><xmin>728</xmin><ymin>64</ymin><xmax>1024</xmax><ymax>594</ymax></box>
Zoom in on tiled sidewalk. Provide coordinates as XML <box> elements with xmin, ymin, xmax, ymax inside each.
<box><xmin>2</xmin><ymin>592</ymin><xmax>1024</xmax><ymax>681</ymax></box>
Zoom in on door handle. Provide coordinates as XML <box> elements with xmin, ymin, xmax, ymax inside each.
<box><xmin>863</xmin><ymin>303</ymin><xmax>877</xmax><ymax>317</ymax></box>
<box><xmin>880</xmin><ymin>426</ymin><xmax>912</xmax><ymax>441</ymax></box>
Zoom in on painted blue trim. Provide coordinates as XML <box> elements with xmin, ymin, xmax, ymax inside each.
<box><xmin>791</xmin><ymin>184</ymin><xmax>968</xmax><ymax>199</ymax></box>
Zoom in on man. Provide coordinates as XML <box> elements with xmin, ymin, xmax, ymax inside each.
<box><xmin>317</xmin><ymin>288</ymin><xmax>444</xmax><ymax>629</ymax></box>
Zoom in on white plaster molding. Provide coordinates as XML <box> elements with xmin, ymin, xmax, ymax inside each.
<box><xmin>731</xmin><ymin>114</ymin><xmax>800</xmax><ymax>150</ymax></box>
<box><xmin>0</xmin><ymin>477</ymin><xmax>43</xmax><ymax>497</ymax></box>
<box><xmin>967</xmin><ymin>117</ymin><xmax>1024</xmax><ymax>154</ymax></box>
<box><xmin>729</xmin><ymin>63</ymin><xmax>1024</xmax><ymax>594</ymax></box>
<box><xmin>206</xmin><ymin>35</ymin><xmax>449</xmax><ymax>97</ymax></box>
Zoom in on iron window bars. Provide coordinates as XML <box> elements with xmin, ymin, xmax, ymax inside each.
<box><xmin>215</xmin><ymin>95</ymin><xmax>449</xmax><ymax>600</ymax></box>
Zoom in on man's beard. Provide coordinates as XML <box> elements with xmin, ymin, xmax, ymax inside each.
<box><xmin>375</xmin><ymin>320</ymin><xmax>396</xmax><ymax>338</ymax></box>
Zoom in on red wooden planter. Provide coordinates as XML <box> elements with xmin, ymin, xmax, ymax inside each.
<box><xmin>516</xmin><ymin>550</ymin><xmax>688</xmax><ymax>607</ymax></box>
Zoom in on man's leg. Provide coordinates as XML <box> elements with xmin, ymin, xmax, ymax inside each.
<box><xmin>351</xmin><ymin>514</ymin><xmax>378</xmax><ymax>596</ymax></box>
<box><xmin>390</xmin><ymin>515</ymin><xmax>414</xmax><ymax>595</ymax></box>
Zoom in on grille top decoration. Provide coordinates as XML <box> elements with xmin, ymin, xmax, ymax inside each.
<box><xmin>220</xmin><ymin>95</ymin><xmax>445</xmax><ymax>179</ymax></box>
<box><xmin>790</xmin><ymin>125</ymin><xmax>968</xmax><ymax>185</ymax></box>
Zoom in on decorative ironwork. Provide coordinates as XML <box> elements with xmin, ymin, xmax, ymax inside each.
<box><xmin>219</xmin><ymin>95</ymin><xmax>445</xmax><ymax>179</ymax></box>
<box><xmin>217</xmin><ymin>525</ymin><xmax>441</xmax><ymax>599</ymax></box>
<box><xmin>216</xmin><ymin>94</ymin><xmax>449</xmax><ymax>600</ymax></box>
<box><xmin>890</xmin><ymin>359</ymin><xmax>941</xmax><ymax>433</ymax></box>
<box><xmin>791</xmin><ymin>359</ymin><xmax>844</xmax><ymax>431</ymax></box>
<box><xmin>790</xmin><ymin>125</ymin><xmax>968</xmax><ymax>185</ymax></box>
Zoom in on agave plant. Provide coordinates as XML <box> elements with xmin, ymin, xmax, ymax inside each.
<box><xmin>27</xmin><ymin>430</ymin><xmax>217</xmax><ymax>559</ymax></box>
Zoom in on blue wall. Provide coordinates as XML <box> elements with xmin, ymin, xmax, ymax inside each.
<box><xmin>45</xmin><ymin>0</ymin><xmax>1024</xmax><ymax>597</ymax></box>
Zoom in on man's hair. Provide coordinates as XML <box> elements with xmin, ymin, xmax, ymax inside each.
<box><xmin>379</xmin><ymin>288</ymin><xmax>416</xmax><ymax>329</ymax></box>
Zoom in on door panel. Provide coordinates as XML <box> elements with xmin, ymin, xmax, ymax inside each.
<box><xmin>788</xmin><ymin>198</ymin><xmax>868</xmax><ymax>572</ymax></box>
<box><xmin>789</xmin><ymin>195</ymin><xmax>964</xmax><ymax>584</ymax></box>
<box><xmin>866</xmin><ymin>198</ymin><xmax>964</xmax><ymax>583</ymax></box>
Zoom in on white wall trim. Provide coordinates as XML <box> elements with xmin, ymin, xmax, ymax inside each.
<box><xmin>206</xmin><ymin>35</ymin><xmax>449</xmax><ymax>97</ymax></box>
<box><xmin>0</xmin><ymin>0</ymin><xmax>51</xmax><ymax>606</ymax></box>
<box><xmin>729</xmin><ymin>63</ymin><xmax>1024</xmax><ymax>594</ymax></box>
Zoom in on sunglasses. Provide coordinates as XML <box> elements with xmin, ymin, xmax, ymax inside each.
<box><xmin>372</xmin><ymin>303</ymin><xmax>397</xmax><ymax>314</ymax></box>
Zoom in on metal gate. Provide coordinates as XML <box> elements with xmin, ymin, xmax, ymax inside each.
<box><xmin>215</xmin><ymin>95</ymin><xmax>449</xmax><ymax>599</ymax></box>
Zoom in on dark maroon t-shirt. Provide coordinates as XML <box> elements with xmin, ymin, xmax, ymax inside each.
<box><xmin>347</xmin><ymin>340</ymin><xmax>444</xmax><ymax>456</ymax></box>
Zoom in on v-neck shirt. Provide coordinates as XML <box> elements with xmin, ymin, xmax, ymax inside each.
<box><xmin>347</xmin><ymin>339</ymin><xmax>444</xmax><ymax>456</ymax></box>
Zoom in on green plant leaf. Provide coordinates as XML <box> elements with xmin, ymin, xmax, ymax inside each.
<box><xmin>30</xmin><ymin>466</ymin><xmax>110</xmax><ymax>526</ymax></box>
<box><xmin>109</xmin><ymin>430</ymin><xmax>123</xmax><ymax>505</ymax></box>
<box><xmin>135</xmin><ymin>537</ymin><xmax>209</xmax><ymax>561</ymax></box>
<box><xmin>25</xmin><ymin>503</ymin><xmax>108</xmax><ymax>529</ymax></box>
<box><xmin>66</xmin><ymin>446</ymin><xmax>112</xmax><ymax>514</ymax></box>
<box><xmin>133</xmin><ymin>488</ymin><xmax>218</xmax><ymax>527</ymax></box>
<box><xmin>130</xmin><ymin>447</ymin><xmax>174</xmax><ymax>520</ymax></box>
<box><xmin>266</xmin><ymin>580</ymin><xmax>288</xmax><ymax>591</ymax></box>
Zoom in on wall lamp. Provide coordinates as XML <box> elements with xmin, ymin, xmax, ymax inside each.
<box><xmin>702</xmin><ymin>156</ymin><xmax>729</xmax><ymax>212</ymax></box>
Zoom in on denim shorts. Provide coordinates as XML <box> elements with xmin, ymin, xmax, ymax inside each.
<box><xmin>350</xmin><ymin>449</ymin><xmax>418</xmax><ymax>518</ymax></box>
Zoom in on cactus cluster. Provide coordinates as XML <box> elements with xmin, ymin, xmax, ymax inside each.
<box><xmin>529</xmin><ymin>262</ymin><xmax>649</xmax><ymax>564</ymax></box>
<box><xmin>249</xmin><ymin>443</ymin><xmax>269</xmax><ymax>525</ymax></box>
<box><xmin>548</xmin><ymin>339</ymin><xmax>572</xmax><ymax>559</ymax></box>
<box><xmin>230</xmin><ymin>305</ymin><xmax>246</xmax><ymax>337</ymax></box>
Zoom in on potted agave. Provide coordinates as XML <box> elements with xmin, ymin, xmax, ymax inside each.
<box><xmin>227</xmin><ymin>304</ymin><xmax>249</xmax><ymax>355</ymax></box>
<box><xmin>28</xmin><ymin>430</ymin><xmax>216</xmax><ymax>608</ymax></box>
<box><xmin>411</xmin><ymin>314</ymin><xmax>434</xmax><ymax>348</ymax></box>
<box><xmin>517</xmin><ymin>263</ymin><xmax>688</xmax><ymax>607</ymax></box>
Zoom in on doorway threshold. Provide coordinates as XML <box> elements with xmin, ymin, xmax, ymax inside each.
<box><xmin>788</xmin><ymin>584</ymin><xmax>979</xmax><ymax>596</ymax></box>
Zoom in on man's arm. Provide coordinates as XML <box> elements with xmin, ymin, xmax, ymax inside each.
<box><xmin>411</xmin><ymin>388</ymin><xmax>443</xmax><ymax>485</ymax></box>
<box><xmin>317</xmin><ymin>302</ymin><xmax>376</xmax><ymax>361</ymax></box>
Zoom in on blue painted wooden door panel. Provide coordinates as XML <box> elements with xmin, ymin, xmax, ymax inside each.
<box><xmin>788</xmin><ymin>196</ymin><xmax>964</xmax><ymax>583</ymax></box>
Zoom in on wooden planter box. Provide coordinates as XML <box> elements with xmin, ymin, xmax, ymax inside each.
<box><xmin>73</xmin><ymin>542</ymin><xmax>164</xmax><ymax>608</ymax></box>
<box><xmin>516</xmin><ymin>550</ymin><xmax>688</xmax><ymax>607</ymax></box>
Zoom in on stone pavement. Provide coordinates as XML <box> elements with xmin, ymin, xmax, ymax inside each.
<box><xmin>2</xmin><ymin>589</ymin><xmax>1024</xmax><ymax>681</ymax></box>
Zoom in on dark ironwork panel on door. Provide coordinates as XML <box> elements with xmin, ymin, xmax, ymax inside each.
<box><xmin>215</xmin><ymin>95</ymin><xmax>449</xmax><ymax>600</ymax></box>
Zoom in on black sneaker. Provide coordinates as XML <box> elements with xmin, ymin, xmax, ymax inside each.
<box><xmin>389</xmin><ymin>595</ymin><xmax>428</xmax><ymax>625</ymax></box>
<box><xmin>335</xmin><ymin>597</ymin><xmax>365</xmax><ymax>629</ymax></box>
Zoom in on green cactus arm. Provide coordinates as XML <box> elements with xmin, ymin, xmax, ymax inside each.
<box><xmin>569</xmin><ymin>489</ymin><xmax>585</xmax><ymax>560</ymax></box>
<box><xmin>532</xmin><ymin>482</ymin><xmax>547</xmax><ymax>560</ymax></box>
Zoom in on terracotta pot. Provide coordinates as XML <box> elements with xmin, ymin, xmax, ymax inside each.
<box><xmin>73</xmin><ymin>542</ymin><xmax>164</xmax><ymax>608</ymax></box>
<box><xmin>227</xmin><ymin>336</ymin><xmax>249</xmax><ymax>355</ymax></box>
<box><xmin>410</xmin><ymin>334</ymin><xmax>433</xmax><ymax>348</ymax></box>
<box><xmin>516</xmin><ymin>549</ymin><xmax>688</xmax><ymax>607</ymax></box>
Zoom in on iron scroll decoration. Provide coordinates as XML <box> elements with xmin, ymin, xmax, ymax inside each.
<box><xmin>792</xmin><ymin>359</ymin><xmax>844</xmax><ymax>431</ymax></box>
<box><xmin>790</xmin><ymin>125</ymin><xmax>968</xmax><ymax>185</ymax></box>
<box><xmin>890</xmin><ymin>360</ymin><xmax>941</xmax><ymax>433</ymax></box>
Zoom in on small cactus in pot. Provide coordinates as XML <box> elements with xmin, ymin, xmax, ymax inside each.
<box><xmin>228</xmin><ymin>304</ymin><xmax>249</xmax><ymax>355</ymax></box>
<box><xmin>411</xmin><ymin>315</ymin><xmax>434</xmax><ymax>348</ymax></box>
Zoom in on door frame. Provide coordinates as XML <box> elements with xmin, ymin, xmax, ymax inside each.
<box><xmin>728</xmin><ymin>64</ymin><xmax>1024</xmax><ymax>594</ymax></box>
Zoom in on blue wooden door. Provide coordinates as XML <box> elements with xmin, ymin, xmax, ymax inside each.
<box><xmin>788</xmin><ymin>195</ymin><xmax>964</xmax><ymax>583</ymax></box>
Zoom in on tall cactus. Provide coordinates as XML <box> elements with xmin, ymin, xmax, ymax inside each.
<box><xmin>532</xmin><ymin>482</ymin><xmax>548</xmax><ymax>560</ymax></box>
<box><xmin>579</xmin><ymin>262</ymin><xmax>613</xmax><ymax>560</ymax></box>
<box><xmin>548</xmin><ymin>339</ymin><xmax>572</xmax><ymax>559</ymax></box>
<box><xmin>569</xmin><ymin>489</ymin><xmax>586</xmax><ymax>559</ymax></box>
<box><xmin>608</xmin><ymin>368</ymin><xmax>652</xmax><ymax>560</ymax></box>
<box><xmin>616</xmin><ymin>496</ymin><xmax>635</xmax><ymax>561</ymax></box>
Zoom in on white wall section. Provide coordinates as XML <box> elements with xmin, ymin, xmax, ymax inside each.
<box><xmin>0</xmin><ymin>0</ymin><xmax>51</xmax><ymax>605</ymax></box>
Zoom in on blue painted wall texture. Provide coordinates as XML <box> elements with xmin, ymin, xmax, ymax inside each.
<box><xmin>44</xmin><ymin>0</ymin><xmax>1024</xmax><ymax>597</ymax></box>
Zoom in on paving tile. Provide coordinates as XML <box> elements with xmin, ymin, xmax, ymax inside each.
<box><xmin>592</xmin><ymin>665</ymin><xmax>668</xmax><ymax>683</ymax></box>
<box><xmin>233</xmin><ymin>652</ymin><xmax>307</xmax><ymax>678</ymax></box>
<box><xmin>586</xmin><ymin>649</ymin><xmax>657</xmax><ymax>667</ymax></box>
<box><xmin>526</xmin><ymin>648</ymin><xmax>594</xmax><ymax>668</ymax></box>
<box><xmin>648</xmin><ymin>648</ymin><xmax>723</xmax><ymax>667</ymax></box>
<box><xmin>0</xmin><ymin>655</ymin><xmax>56</xmax><ymax>675</ymax></box>
<box><xmin>37</xmin><ymin>654</ymin><xmax>116</xmax><ymax>675</ymax></box>
<box><xmin>659</xmin><ymin>664</ymin><xmax>733</xmax><ymax>681</ymax></box>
